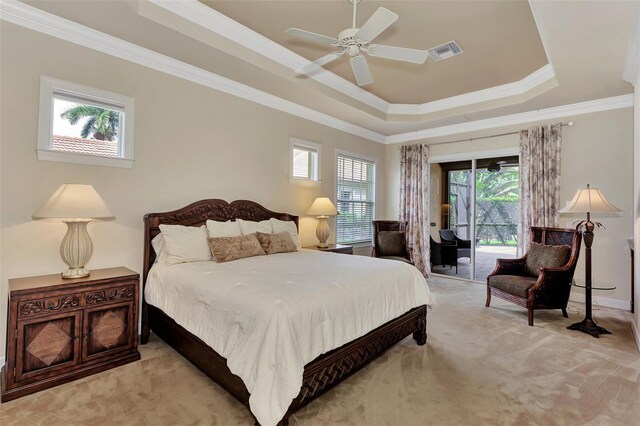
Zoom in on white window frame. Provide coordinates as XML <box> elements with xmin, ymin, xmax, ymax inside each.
<box><xmin>335</xmin><ymin>149</ymin><xmax>377</xmax><ymax>246</ymax></box>
<box><xmin>289</xmin><ymin>137</ymin><xmax>321</xmax><ymax>185</ymax></box>
<box><xmin>37</xmin><ymin>76</ymin><xmax>135</xmax><ymax>168</ymax></box>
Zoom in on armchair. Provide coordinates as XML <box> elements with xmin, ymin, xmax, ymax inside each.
<box><xmin>372</xmin><ymin>220</ymin><xmax>413</xmax><ymax>264</ymax></box>
<box><xmin>486</xmin><ymin>227</ymin><xmax>581</xmax><ymax>326</ymax></box>
<box><xmin>439</xmin><ymin>229</ymin><xmax>471</xmax><ymax>259</ymax></box>
<box><xmin>430</xmin><ymin>236</ymin><xmax>458</xmax><ymax>271</ymax></box>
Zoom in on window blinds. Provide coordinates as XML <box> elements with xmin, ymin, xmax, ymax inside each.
<box><xmin>336</xmin><ymin>153</ymin><xmax>375</xmax><ymax>244</ymax></box>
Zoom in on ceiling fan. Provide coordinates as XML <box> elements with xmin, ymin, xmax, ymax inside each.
<box><xmin>487</xmin><ymin>160</ymin><xmax>508</xmax><ymax>172</ymax></box>
<box><xmin>285</xmin><ymin>0</ymin><xmax>429</xmax><ymax>87</ymax></box>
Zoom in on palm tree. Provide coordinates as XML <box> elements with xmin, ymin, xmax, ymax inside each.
<box><xmin>60</xmin><ymin>105</ymin><xmax>119</xmax><ymax>141</ymax></box>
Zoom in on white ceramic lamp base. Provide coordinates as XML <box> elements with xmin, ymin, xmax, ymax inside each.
<box><xmin>315</xmin><ymin>216</ymin><xmax>330</xmax><ymax>248</ymax></box>
<box><xmin>60</xmin><ymin>219</ymin><xmax>93</xmax><ymax>279</ymax></box>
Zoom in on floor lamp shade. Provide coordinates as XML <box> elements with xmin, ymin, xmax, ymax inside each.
<box><xmin>559</xmin><ymin>184</ymin><xmax>620</xmax><ymax>337</ymax></box>
<box><xmin>33</xmin><ymin>184</ymin><xmax>114</xmax><ymax>279</ymax></box>
<box><xmin>559</xmin><ymin>185</ymin><xmax>622</xmax><ymax>214</ymax></box>
<box><xmin>307</xmin><ymin>197</ymin><xmax>338</xmax><ymax>248</ymax></box>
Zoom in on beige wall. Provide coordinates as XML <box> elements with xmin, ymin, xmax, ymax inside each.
<box><xmin>384</xmin><ymin>108</ymin><xmax>635</xmax><ymax>308</ymax></box>
<box><xmin>0</xmin><ymin>24</ymin><xmax>385</xmax><ymax>357</ymax></box>
<box><xmin>634</xmin><ymin>82</ymin><xmax>640</xmax><ymax>348</ymax></box>
<box><xmin>429</xmin><ymin>163</ymin><xmax>442</xmax><ymax>240</ymax></box>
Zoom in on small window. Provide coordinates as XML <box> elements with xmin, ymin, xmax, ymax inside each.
<box><xmin>289</xmin><ymin>138</ymin><xmax>320</xmax><ymax>183</ymax></box>
<box><xmin>336</xmin><ymin>151</ymin><xmax>376</xmax><ymax>245</ymax></box>
<box><xmin>38</xmin><ymin>76</ymin><xmax>135</xmax><ymax>168</ymax></box>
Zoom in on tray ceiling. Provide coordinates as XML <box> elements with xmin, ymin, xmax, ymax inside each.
<box><xmin>201</xmin><ymin>0</ymin><xmax>548</xmax><ymax>105</ymax></box>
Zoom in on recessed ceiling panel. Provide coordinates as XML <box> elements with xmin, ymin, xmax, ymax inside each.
<box><xmin>201</xmin><ymin>0</ymin><xmax>549</xmax><ymax>104</ymax></box>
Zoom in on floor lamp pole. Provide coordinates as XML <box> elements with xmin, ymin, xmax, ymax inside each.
<box><xmin>567</xmin><ymin>212</ymin><xmax>611</xmax><ymax>337</ymax></box>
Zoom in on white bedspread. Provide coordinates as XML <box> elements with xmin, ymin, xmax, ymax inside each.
<box><xmin>145</xmin><ymin>249</ymin><xmax>433</xmax><ymax>426</ymax></box>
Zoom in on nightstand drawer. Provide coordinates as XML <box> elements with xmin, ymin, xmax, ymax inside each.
<box><xmin>84</xmin><ymin>285</ymin><xmax>135</xmax><ymax>306</ymax></box>
<box><xmin>18</xmin><ymin>294</ymin><xmax>81</xmax><ymax>318</ymax></box>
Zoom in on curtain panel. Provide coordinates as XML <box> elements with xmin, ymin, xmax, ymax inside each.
<box><xmin>518</xmin><ymin>123</ymin><xmax>563</xmax><ymax>255</ymax></box>
<box><xmin>399</xmin><ymin>144</ymin><xmax>431</xmax><ymax>276</ymax></box>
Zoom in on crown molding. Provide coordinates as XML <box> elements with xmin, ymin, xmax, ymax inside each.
<box><xmin>387</xmin><ymin>64</ymin><xmax>555</xmax><ymax>115</ymax></box>
<box><xmin>385</xmin><ymin>94</ymin><xmax>634</xmax><ymax>144</ymax></box>
<box><xmin>145</xmin><ymin>0</ymin><xmax>557</xmax><ymax>117</ymax></box>
<box><xmin>623</xmin><ymin>7</ymin><xmax>640</xmax><ymax>85</ymax></box>
<box><xmin>0</xmin><ymin>0</ymin><xmax>386</xmax><ymax>143</ymax></box>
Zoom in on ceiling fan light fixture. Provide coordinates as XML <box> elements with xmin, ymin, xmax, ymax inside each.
<box><xmin>286</xmin><ymin>1</ymin><xmax>432</xmax><ymax>86</ymax></box>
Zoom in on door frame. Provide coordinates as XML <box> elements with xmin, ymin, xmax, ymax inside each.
<box><xmin>430</xmin><ymin>147</ymin><xmax>519</xmax><ymax>282</ymax></box>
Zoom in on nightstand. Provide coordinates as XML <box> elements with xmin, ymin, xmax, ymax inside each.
<box><xmin>1</xmin><ymin>267</ymin><xmax>140</xmax><ymax>402</ymax></box>
<box><xmin>304</xmin><ymin>244</ymin><xmax>354</xmax><ymax>255</ymax></box>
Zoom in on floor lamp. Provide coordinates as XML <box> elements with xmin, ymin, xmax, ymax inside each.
<box><xmin>559</xmin><ymin>184</ymin><xmax>621</xmax><ymax>337</ymax></box>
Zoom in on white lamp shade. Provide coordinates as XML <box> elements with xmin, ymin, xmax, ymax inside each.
<box><xmin>559</xmin><ymin>185</ymin><xmax>621</xmax><ymax>214</ymax></box>
<box><xmin>306</xmin><ymin>197</ymin><xmax>338</xmax><ymax>216</ymax></box>
<box><xmin>32</xmin><ymin>184</ymin><xmax>115</xmax><ymax>220</ymax></box>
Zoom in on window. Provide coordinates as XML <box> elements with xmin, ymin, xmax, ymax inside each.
<box><xmin>336</xmin><ymin>152</ymin><xmax>376</xmax><ymax>244</ymax></box>
<box><xmin>289</xmin><ymin>138</ymin><xmax>320</xmax><ymax>183</ymax></box>
<box><xmin>38</xmin><ymin>76</ymin><xmax>135</xmax><ymax>168</ymax></box>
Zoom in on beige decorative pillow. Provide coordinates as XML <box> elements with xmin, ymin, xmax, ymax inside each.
<box><xmin>256</xmin><ymin>231</ymin><xmax>297</xmax><ymax>255</ymax></box>
<box><xmin>525</xmin><ymin>242</ymin><xmax>571</xmax><ymax>276</ymax></box>
<box><xmin>208</xmin><ymin>234</ymin><xmax>266</xmax><ymax>263</ymax></box>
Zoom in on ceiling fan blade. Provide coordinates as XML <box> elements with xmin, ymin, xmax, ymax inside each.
<box><xmin>296</xmin><ymin>50</ymin><xmax>345</xmax><ymax>75</ymax></box>
<box><xmin>286</xmin><ymin>28</ymin><xmax>338</xmax><ymax>45</ymax></box>
<box><xmin>350</xmin><ymin>55</ymin><xmax>373</xmax><ymax>86</ymax></box>
<box><xmin>367</xmin><ymin>44</ymin><xmax>428</xmax><ymax>64</ymax></box>
<box><xmin>355</xmin><ymin>7</ymin><xmax>398</xmax><ymax>43</ymax></box>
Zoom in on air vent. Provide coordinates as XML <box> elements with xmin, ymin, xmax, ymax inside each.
<box><xmin>428</xmin><ymin>41</ymin><xmax>463</xmax><ymax>62</ymax></box>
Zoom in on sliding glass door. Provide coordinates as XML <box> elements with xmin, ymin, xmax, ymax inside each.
<box><xmin>431</xmin><ymin>156</ymin><xmax>519</xmax><ymax>282</ymax></box>
<box><xmin>474</xmin><ymin>163</ymin><xmax>519</xmax><ymax>281</ymax></box>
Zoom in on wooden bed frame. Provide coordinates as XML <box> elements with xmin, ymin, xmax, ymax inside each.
<box><xmin>140</xmin><ymin>199</ymin><xmax>427</xmax><ymax>425</ymax></box>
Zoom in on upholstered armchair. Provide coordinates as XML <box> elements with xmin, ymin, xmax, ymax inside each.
<box><xmin>486</xmin><ymin>227</ymin><xmax>581</xmax><ymax>326</ymax></box>
<box><xmin>372</xmin><ymin>220</ymin><xmax>413</xmax><ymax>264</ymax></box>
<box><xmin>439</xmin><ymin>229</ymin><xmax>471</xmax><ymax>259</ymax></box>
<box><xmin>429</xmin><ymin>236</ymin><xmax>458</xmax><ymax>271</ymax></box>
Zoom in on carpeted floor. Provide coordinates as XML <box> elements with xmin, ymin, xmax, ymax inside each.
<box><xmin>1</xmin><ymin>276</ymin><xmax>638</xmax><ymax>426</ymax></box>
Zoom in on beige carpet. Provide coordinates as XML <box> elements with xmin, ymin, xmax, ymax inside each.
<box><xmin>1</xmin><ymin>276</ymin><xmax>638</xmax><ymax>425</ymax></box>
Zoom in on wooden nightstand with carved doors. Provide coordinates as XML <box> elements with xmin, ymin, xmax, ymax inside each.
<box><xmin>1</xmin><ymin>267</ymin><xmax>140</xmax><ymax>402</ymax></box>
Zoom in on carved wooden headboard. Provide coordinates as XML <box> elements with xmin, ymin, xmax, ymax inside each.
<box><xmin>142</xmin><ymin>199</ymin><xmax>299</xmax><ymax>287</ymax></box>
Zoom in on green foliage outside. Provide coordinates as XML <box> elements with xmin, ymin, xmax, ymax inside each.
<box><xmin>449</xmin><ymin>168</ymin><xmax>520</xmax><ymax>245</ymax></box>
<box><xmin>60</xmin><ymin>105</ymin><xmax>119</xmax><ymax>141</ymax></box>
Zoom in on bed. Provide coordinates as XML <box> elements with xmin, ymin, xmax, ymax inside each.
<box><xmin>140</xmin><ymin>199</ymin><xmax>430</xmax><ymax>425</ymax></box>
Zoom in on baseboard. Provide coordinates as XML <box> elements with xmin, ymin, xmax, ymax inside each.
<box><xmin>569</xmin><ymin>293</ymin><xmax>630</xmax><ymax>311</ymax></box>
<box><xmin>632</xmin><ymin>320</ymin><xmax>640</xmax><ymax>353</ymax></box>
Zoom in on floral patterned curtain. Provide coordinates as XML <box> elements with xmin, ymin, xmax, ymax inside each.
<box><xmin>518</xmin><ymin>124</ymin><xmax>563</xmax><ymax>255</ymax></box>
<box><xmin>399</xmin><ymin>144</ymin><xmax>430</xmax><ymax>276</ymax></box>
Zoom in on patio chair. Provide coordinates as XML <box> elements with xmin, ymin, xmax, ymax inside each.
<box><xmin>439</xmin><ymin>229</ymin><xmax>471</xmax><ymax>259</ymax></box>
<box><xmin>486</xmin><ymin>227</ymin><xmax>581</xmax><ymax>326</ymax></box>
<box><xmin>372</xmin><ymin>220</ymin><xmax>413</xmax><ymax>264</ymax></box>
<box><xmin>430</xmin><ymin>236</ymin><xmax>458</xmax><ymax>271</ymax></box>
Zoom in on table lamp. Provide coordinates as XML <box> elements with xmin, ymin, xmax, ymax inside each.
<box><xmin>32</xmin><ymin>184</ymin><xmax>114</xmax><ymax>279</ymax></box>
<box><xmin>307</xmin><ymin>197</ymin><xmax>338</xmax><ymax>248</ymax></box>
<box><xmin>559</xmin><ymin>184</ymin><xmax>621</xmax><ymax>337</ymax></box>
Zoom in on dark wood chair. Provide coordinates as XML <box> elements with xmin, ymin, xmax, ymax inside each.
<box><xmin>430</xmin><ymin>236</ymin><xmax>458</xmax><ymax>271</ymax></box>
<box><xmin>439</xmin><ymin>229</ymin><xmax>471</xmax><ymax>259</ymax></box>
<box><xmin>372</xmin><ymin>220</ymin><xmax>413</xmax><ymax>264</ymax></box>
<box><xmin>486</xmin><ymin>227</ymin><xmax>581</xmax><ymax>326</ymax></box>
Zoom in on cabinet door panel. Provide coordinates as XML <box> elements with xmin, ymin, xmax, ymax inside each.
<box><xmin>16</xmin><ymin>311</ymin><xmax>82</xmax><ymax>381</ymax></box>
<box><xmin>82</xmin><ymin>302</ymin><xmax>133</xmax><ymax>362</ymax></box>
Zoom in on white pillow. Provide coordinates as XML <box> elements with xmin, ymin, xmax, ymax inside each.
<box><xmin>206</xmin><ymin>220</ymin><xmax>242</xmax><ymax>238</ymax></box>
<box><xmin>270</xmin><ymin>218</ymin><xmax>301</xmax><ymax>249</ymax></box>
<box><xmin>151</xmin><ymin>233</ymin><xmax>168</xmax><ymax>264</ymax></box>
<box><xmin>159</xmin><ymin>224</ymin><xmax>211</xmax><ymax>265</ymax></box>
<box><xmin>237</xmin><ymin>219</ymin><xmax>272</xmax><ymax>235</ymax></box>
